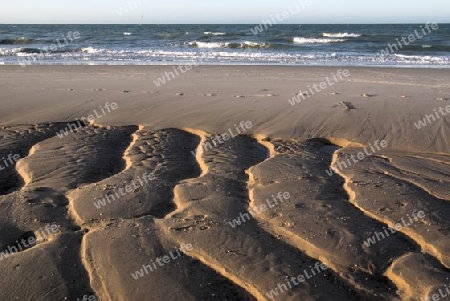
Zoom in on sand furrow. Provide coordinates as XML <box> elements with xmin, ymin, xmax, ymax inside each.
<box><xmin>332</xmin><ymin>148</ymin><xmax>450</xmax><ymax>268</ymax></box>
<box><xmin>158</xmin><ymin>134</ymin><xmax>361</xmax><ymax>301</ymax></box>
<box><xmin>83</xmin><ymin>218</ymin><xmax>256</xmax><ymax>300</ymax></box>
<box><xmin>159</xmin><ymin>132</ymin><xmax>264</xmax><ymax>299</ymax></box>
<box><xmin>246</xmin><ymin>138</ymin><xmax>419</xmax><ymax>299</ymax></box>
<box><xmin>383</xmin><ymin>171</ymin><xmax>449</xmax><ymax>203</ymax></box>
<box><xmin>69</xmin><ymin>127</ymin><xmax>201</xmax><ymax>223</ymax></box>
<box><xmin>66</xmin><ymin>127</ymin><xmax>202</xmax><ymax>299</ymax></box>
<box><xmin>0</xmin><ymin>123</ymin><xmax>81</xmax><ymax>195</ymax></box>
<box><xmin>375</xmin><ymin>153</ymin><xmax>450</xmax><ymax>201</ymax></box>
<box><xmin>14</xmin><ymin>125</ymin><xmax>137</xmax><ymax>191</ymax></box>
<box><xmin>123</xmin><ymin>125</ymin><xmax>145</xmax><ymax>171</ymax></box>
<box><xmin>0</xmin><ymin>232</ymin><xmax>93</xmax><ymax>300</ymax></box>
<box><xmin>81</xmin><ymin>229</ymin><xmax>112</xmax><ymax>301</ymax></box>
<box><xmin>72</xmin><ymin>129</ymin><xmax>254</xmax><ymax>300</ymax></box>
<box><xmin>2</xmin><ymin>123</ymin><xmax>449</xmax><ymax>300</ymax></box>
<box><xmin>1</xmin><ymin>125</ymin><xmax>139</xmax><ymax>300</ymax></box>
<box><xmin>244</xmin><ymin>137</ymin><xmax>367</xmax><ymax>294</ymax></box>
<box><xmin>386</xmin><ymin>253</ymin><xmax>450</xmax><ymax>301</ymax></box>
<box><xmin>326</xmin><ymin>148</ymin><xmax>450</xmax><ymax>301</ymax></box>
<box><xmin>407</xmin><ymin>154</ymin><xmax>450</xmax><ymax>166</ymax></box>
<box><xmin>183</xmin><ymin>128</ymin><xmax>210</xmax><ymax>176</ymax></box>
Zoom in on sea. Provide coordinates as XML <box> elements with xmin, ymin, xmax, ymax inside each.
<box><xmin>1</xmin><ymin>24</ymin><xmax>449</xmax><ymax>68</ymax></box>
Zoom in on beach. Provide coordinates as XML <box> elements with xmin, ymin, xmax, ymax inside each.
<box><xmin>0</xmin><ymin>65</ymin><xmax>449</xmax><ymax>301</ymax></box>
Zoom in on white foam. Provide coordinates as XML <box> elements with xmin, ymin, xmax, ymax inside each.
<box><xmin>293</xmin><ymin>37</ymin><xmax>346</xmax><ymax>44</ymax></box>
<box><xmin>0</xmin><ymin>48</ymin><xmax>21</xmax><ymax>56</ymax></box>
<box><xmin>323</xmin><ymin>33</ymin><xmax>361</xmax><ymax>38</ymax></box>
<box><xmin>189</xmin><ymin>41</ymin><xmax>230</xmax><ymax>48</ymax></box>
<box><xmin>239</xmin><ymin>41</ymin><xmax>268</xmax><ymax>48</ymax></box>
<box><xmin>2</xmin><ymin>45</ymin><xmax>448</xmax><ymax>67</ymax></box>
<box><xmin>81</xmin><ymin>47</ymin><xmax>102</xmax><ymax>54</ymax></box>
<box><xmin>204</xmin><ymin>32</ymin><xmax>226</xmax><ymax>36</ymax></box>
<box><xmin>394</xmin><ymin>53</ymin><xmax>449</xmax><ymax>64</ymax></box>
<box><xmin>123</xmin><ymin>32</ymin><xmax>132</xmax><ymax>36</ymax></box>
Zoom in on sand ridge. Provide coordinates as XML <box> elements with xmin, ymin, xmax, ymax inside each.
<box><xmin>0</xmin><ymin>123</ymin><xmax>449</xmax><ymax>300</ymax></box>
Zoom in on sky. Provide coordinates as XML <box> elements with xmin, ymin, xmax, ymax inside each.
<box><xmin>1</xmin><ymin>0</ymin><xmax>449</xmax><ymax>24</ymax></box>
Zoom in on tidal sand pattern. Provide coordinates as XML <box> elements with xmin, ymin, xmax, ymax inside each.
<box><xmin>0</xmin><ymin>66</ymin><xmax>449</xmax><ymax>301</ymax></box>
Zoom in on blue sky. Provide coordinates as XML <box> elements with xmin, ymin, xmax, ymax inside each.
<box><xmin>2</xmin><ymin>0</ymin><xmax>449</xmax><ymax>24</ymax></box>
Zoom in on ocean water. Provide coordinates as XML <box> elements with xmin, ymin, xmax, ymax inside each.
<box><xmin>1</xmin><ymin>24</ymin><xmax>449</xmax><ymax>67</ymax></box>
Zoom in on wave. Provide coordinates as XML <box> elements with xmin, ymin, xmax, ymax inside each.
<box><xmin>188</xmin><ymin>41</ymin><xmax>269</xmax><ymax>49</ymax></box>
<box><xmin>188</xmin><ymin>41</ymin><xmax>230</xmax><ymax>48</ymax></box>
<box><xmin>51</xmin><ymin>48</ymin><xmax>83</xmax><ymax>54</ymax></box>
<box><xmin>293</xmin><ymin>37</ymin><xmax>346</xmax><ymax>44</ymax></box>
<box><xmin>0</xmin><ymin>47</ymin><xmax>22</xmax><ymax>56</ymax></box>
<box><xmin>232</xmin><ymin>41</ymin><xmax>269</xmax><ymax>49</ymax></box>
<box><xmin>0</xmin><ymin>37</ymin><xmax>32</xmax><ymax>45</ymax></box>
<box><xmin>394</xmin><ymin>53</ymin><xmax>449</xmax><ymax>64</ymax></box>
<box><xmin>204</xmin><ymin>32</ymin><xmax>226</xmax><ymax>36</ymax></box>
<box><xmin>81</xmin><ymin>47</ymin><xmax>103</xmax><ymax>54</ymax></box>
<box><xmin>18</xmin><ymin>48</ymin><xmax>42</xmax><ymax>54</ymax></box>
<box><xmin>398</xmin><ymin>44</ymin><xmax>450</xmax><ymax>52</ymax></box>
<box><xmin>3</xmin><ymin>47</ymin><xmax>449</xmax><ymax>67</ymax></box>
<box><xmin>15</xmin><ymin>47</ymin><xmax>83</xmax><ymax>56</ymax></box>
<box><xmin>323</xmin><ymin>33</ymin><xmax>361</xmax><ymax>38</ymax></box>
<box><xmin>123</xmin><ymin>32</ymin><xmax>132</xmax><ymax>36</ymax></box>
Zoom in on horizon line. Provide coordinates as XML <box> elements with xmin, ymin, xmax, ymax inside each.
<box><xmin>1</xmin><ymin>22</ymin><xmax>448</xmax><ymax>25</ymax></box>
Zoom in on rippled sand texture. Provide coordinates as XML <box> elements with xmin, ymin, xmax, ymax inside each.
<box><xmin>0</xmin><ymin>124</ymin><xmax>448</xmax><ymax>300</ymax></box>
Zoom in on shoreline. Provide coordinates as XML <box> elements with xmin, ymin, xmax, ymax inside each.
<box><xmin>2</xmin><ymin>64</ymin><xmax>450</xmax><ymax>74</ymax></box>
<box><xmin>2</xmin><ymin>63</ymin><xmax>450</xmax><ymax>69</ymax></box>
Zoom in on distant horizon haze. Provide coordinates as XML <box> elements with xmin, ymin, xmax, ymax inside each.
<box><xmin>1</xmin><ymin>0</ymin><xmax>449</xmax><ymax>24</ymax></box>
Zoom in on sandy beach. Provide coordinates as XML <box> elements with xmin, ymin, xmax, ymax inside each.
<box><xmin>0</xmin><ymin>65</ymin><xmax>449</xmax><ymax>301</ymax></box>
